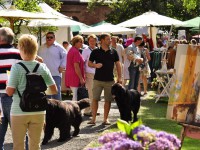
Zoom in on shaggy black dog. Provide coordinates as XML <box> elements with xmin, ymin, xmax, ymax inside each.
<box><xmin>42</xmin><ymin>98</ymin><xmax>90</xmax><ymax>145</ymax></box>
<box><xmin>111</xmin><ymin>83</ymin><xmax>141</xmax><ymax>123</ymax></box>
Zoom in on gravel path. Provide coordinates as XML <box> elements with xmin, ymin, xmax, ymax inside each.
<box><xmin>4</xmin><ymin>101</ymin><xmax>120</xmax><ymax>150</ymax></box>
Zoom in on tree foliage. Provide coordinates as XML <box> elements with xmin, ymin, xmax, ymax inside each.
<box><xmin>88</xmin><ymin>0</ymin><xmax>199</xmax><ymax>24</ymax></box>
<box><xmin>0</xmin><ymin>0</ymin><xmax>62</xmax><ymax>37</ymax></box>
<box><xmin>182</xmin><ymin>0</ymin><xmax>199</xmax><ymax>11</ymax></box>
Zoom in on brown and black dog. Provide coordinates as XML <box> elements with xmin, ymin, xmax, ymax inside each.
<box><xmin>42</xmin><ymin>98</ymin><xmax>90</xmax><ymax>145</ymax></box>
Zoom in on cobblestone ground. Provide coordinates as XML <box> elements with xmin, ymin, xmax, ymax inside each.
<box><xmin>4</xmin><ymin>101</ymin><xmax>120</xmax><ymax>150</ymax></box>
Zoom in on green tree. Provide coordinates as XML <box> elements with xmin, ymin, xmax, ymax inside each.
<box><xmin>182</xmin><ymin>0</ymin><xmax>199</xmax><ymax>11</ymax></box>
<box><xmin>0</xmin><ymin>0</ymin><xmax>62</xmax><ymax>37</ymax></box>
<box><xmin>88</xmin><ymin>0</ymin><xmax>199</xmax><ymax>24</ymax></box>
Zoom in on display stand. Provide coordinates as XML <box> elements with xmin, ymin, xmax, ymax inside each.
<box><xmin>154</xmin><ymin>47</ymin><xmax>174</xmax><ymax>103</ymax></box>
<box><xmin>179</xmin><ymin>122</ymin><xmax>200</xmax><ymax>149</ymax></box>
<box><xmin>166</xmin><ymin>45</ymin><xmax>200</xmax><ymax>147</ymax></box>
<box><xmin>166</xmin><ymin>44</ymin><xmax>200</xmax><ymax>122</ymax></box>
<box><xmin>155</xmin><ymin>69</ymin><xmax>175</xmax><ymax>103</ymax></box>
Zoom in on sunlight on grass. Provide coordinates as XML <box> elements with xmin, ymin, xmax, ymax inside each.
<box><xmin>139</xmin><ymin>90</ymin><xmax>200</xmax><ymax>149</ymax></box>
<box><xmin>85</xmin><ymin>89</ymin><xmax>200</xmax><ymax>149</ymax></box>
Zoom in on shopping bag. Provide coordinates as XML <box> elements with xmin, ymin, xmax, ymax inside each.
<box><xmin>77</xmin><ymin>85</ymin><xmax>89</xmax><ymax>101</ymax></box>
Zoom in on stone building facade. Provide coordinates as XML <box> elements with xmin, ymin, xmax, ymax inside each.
<box><xmin>60</xmin><ymin>0</ymin><xmax>111</xmax><ymax>25</ymax></box>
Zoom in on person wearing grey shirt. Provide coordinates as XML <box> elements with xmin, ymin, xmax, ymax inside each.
<box><xmin>38</xmin><ymin>32</ymin><xmax>67</xmax><ymax>100</ymax></box>
<box><xmin>127</xmin><ymin>36</ymin><xmax>143</xmax><ymax>90</ymax></box>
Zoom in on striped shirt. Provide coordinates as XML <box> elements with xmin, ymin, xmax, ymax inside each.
<box><xmin>7</xmin><ymin>61</ymin><xmax>55</xmax><ymax>116</ymax></box>
<box><xmin>0</xmin><ymin>45</ymin><xmax>21</xmax><ymax>93</ymax></box>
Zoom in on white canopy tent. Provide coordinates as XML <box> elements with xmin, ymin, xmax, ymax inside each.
<box><xmin>28</xmin><ymin>3</ymin><xmax>84</xmax><ymax>27</ymax></box>
<box><xmin>117</xmin><ymin>11</ymin><xmax>184</xmax><ymax>47</ymax></box>
<box><xmin>0</xmin><ymin>4</ymin><xmax>58</xmax><ymax>31</ymax></box>
<box><xmin>117</xmin><ymin>11</ymin><xmax>184</xmax><ymax>27</ymax></box>
<box><xmin>27</xmin><ymin>3</ymin><xmax>88</xmax><ymax>44</ymax></box>
<box><xmin>80</xmin><ymin>23</ymin><xmax>135</xmax><ymax>35</ymax></box>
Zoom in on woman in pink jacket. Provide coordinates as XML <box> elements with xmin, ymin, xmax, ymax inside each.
<box><xmin>65</xmin><ymin>35</ymin><xmax>85</xmax><ymax>100</ymax></box>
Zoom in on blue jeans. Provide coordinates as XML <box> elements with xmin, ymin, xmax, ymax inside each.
<box><xmin>48</xmin><ymin>76</ymin><xmax>61</xmax><ymax>100</ymax></box>
<box><xmin>0</xmin><ymin>94</ymin><xmax>29</xmax><ymax>150</ymax></box>
<box><xmin>128</xmin><ymin>64</ymin><xmax>140</xmax><ymax>90</ymax></box>
<box><xmin>0</xmin><ymin>94</ymin><xmax>12</xmax><ymax>150</ymax></box>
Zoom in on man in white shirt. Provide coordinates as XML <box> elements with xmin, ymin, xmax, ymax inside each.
<box><xmin>38</xmin><ymin>32</ymin><xmax>67</xmax><ymax>100</ymax></box>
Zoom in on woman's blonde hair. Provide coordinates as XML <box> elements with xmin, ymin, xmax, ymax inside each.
<box><xmin>18</xmin><ymin>34</ymin><xmax>38</xmax><ymax>57</ymax></box>
<box><xmin>71</xmin><ymin>35</ymin><xmax>84</xmax><ymax>46</ymax></box>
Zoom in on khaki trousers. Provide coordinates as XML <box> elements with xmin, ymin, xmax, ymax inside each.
<box><xmin>11</xmin><ymin>114</ymin><xmax>45</xmax><ymax>150</ymax></box>
<box><xmin>84</xmin><ymin>72</ymin><xmax>94</xmax><ymax>114</ymax></box>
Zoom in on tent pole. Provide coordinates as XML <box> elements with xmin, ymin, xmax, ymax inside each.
<box><xmin>39</xmin><ymin>27</ymin><xmax>42</xmax><ymax>46</ymax></box>
<box><xmin>198</xmin><ymin>22</ymin><xmax>200</xmax><ymax>43</ymax></box>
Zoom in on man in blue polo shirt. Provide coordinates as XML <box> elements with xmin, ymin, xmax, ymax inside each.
<box><xmin>88</xmin><ymin>33</ymin><xmax>122</xmax><ymax>125</ymax></box>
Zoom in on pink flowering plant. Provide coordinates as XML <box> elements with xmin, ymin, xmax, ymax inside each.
<box><xmin>88</xmin><ymin>119</ymin><xmax>181</xmax><ymax>150</ymax></box>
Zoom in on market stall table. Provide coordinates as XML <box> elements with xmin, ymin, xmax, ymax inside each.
<box><xmin>178</xmin><ymin>122</ymin><xmax>200</xmax><ymax>149</ymax></box>
<box><xmin>155</xmin><ymin>69</ymin><xmax>175</xmax><ymax>103</ymax></box>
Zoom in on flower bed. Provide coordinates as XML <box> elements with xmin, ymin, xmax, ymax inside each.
<box><xmin>87</xmin><ymin>119</ymin><xmax>181</xmax><ymax>150</ymax></box>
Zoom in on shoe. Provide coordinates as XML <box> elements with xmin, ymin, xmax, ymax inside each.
<box><xmin>84</xmin><ymin>112</ymin><xmax>92</xmax><ymax>117</ymax></box>
<box><xmin>102</xmin><ymin>121</ymin><xmax>111</xmax><ymax>125</ymax></box>
<box><xmin>84</xmin><ymin>112</ymin><xmax>100</xmax><ymax>116</ymax></box>
<box><xmin>87</xmin><ymin>121</ymin><xmax>96</xmax><ymax>125</ymax></box>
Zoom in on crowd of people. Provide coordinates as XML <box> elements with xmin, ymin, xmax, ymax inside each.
<box><xmin>0</xmin><ymin>26</ymin><xmax>199</xmax><ymax>149</ymax></box>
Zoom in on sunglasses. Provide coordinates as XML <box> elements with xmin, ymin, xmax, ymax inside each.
<box><xmin>46</xmin><ymin>36</ymin><xmax>54</xmax><ymax>39</ymax></box>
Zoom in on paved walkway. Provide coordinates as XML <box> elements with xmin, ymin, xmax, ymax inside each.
<box><xmin>4</xmin><ymin>100</ymin><xmax>120</xmax><ymax>150</ymax></box>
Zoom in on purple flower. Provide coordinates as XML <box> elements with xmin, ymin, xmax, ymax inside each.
<box><xmin>98</xmin><ymin>132</ymin><xmax>127</xmax><ymax>144</ymax></box>
<box><xmin>149</xmin><ymin>138</ymin><xmax>175</xmax><ymax>150</ymax></box>
<box><xmin>156</xmin><ymin>131</ymin><xmax>181</xmax><ymax>149</ymax></box>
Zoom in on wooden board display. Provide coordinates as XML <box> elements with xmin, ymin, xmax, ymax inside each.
<box><xmin>166</xmin><ymin>44</ymin><xmax>200</xmax><ymax>123</ymax></box>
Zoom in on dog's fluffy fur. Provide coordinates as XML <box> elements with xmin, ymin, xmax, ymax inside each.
<box><xmin>42</xmin><ymin>98</ymin><xmax>90</xmax><ymax>145</ymax></box>
<box><xmin>111</xmin><ymin>83</ymin><xmax>141</xmax><ymax>123</ymax></box>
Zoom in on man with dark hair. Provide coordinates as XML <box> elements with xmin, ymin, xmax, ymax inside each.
<box><xmin>88</xmin><ymin>33</ymin><xmax>122</xmax><ymax>125</ymax></box>
<box><xmin>127</xmin><ymin>36</ymin><xmax>143</xmax><ymax>90</ymax></box>
<box><xmin>62</xmin><ymin>41</ymin><xmax>72</xmax><ymax>51</ymax></box>
<box><xmin>38</xmin><ymin>32</ymin><xmax>67</xmax><ymax>100</ymax></box>
<box><xmin>0</xmin><ymin>27</ymin><xmax>21</xmax><ymax>150</ymax></box>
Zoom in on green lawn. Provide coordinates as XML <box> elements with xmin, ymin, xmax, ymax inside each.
<box><xmin>87</xmin><ymin>90</ymin><xmax>200</xmax><ymax>150</ymax></box>
<box><xmin>139</xmin><ymin>91</ymin><xmax>200</xmax><ymax>150</ymax></box>
<box><xmin>66</xmin><ymin>87</ymin><xmax>200</xmax><ymax>150</ymax></box>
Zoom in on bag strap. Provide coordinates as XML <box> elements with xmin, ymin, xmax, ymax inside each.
<box><xmin>17</xmin><ymin>62</ymin><xmax>40</xmax><ymax>73</ymax></box>
<box><xmin>17</xmin><ymin>62</ymin><xmax>30</xmax><ymax>74</ymax></box>
<box><xmin>17</xmin><ymin>89</ymin><xmax>22</xmax><ymax>98</ymax></box>
<box><xmin>16</xmin><ymin>62</ymin><xmax>40</xmax><ymax>98</ymax></box>
<box><xmin>32</xmin><ymin>63</ymin><xmax>40</xmax><ymax>73</ymax></box>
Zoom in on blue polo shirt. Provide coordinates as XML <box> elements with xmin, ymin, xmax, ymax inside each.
<box><xmin>89</xmin><ymin>47</ymin><xmax>119</xmax><ymax>81</ymax></box>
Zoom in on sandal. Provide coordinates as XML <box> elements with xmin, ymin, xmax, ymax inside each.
<box><xmin>102</xmin><ymin>121</ymin><xmax>111</xmax><ymax>125</ymax></box>
<box><xmin>87</xmin><ymin>121</ymin><xmax>96</xmax><ymax>125</ymax></box>
<box><xmin>143</xmin><ymin>92</ymin><xmax>148</xmax><ymax>96</ymax></box>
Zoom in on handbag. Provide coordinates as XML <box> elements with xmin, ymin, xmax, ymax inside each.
<box><xmin>77</xmin><ymin>85</ymin><xmax>89</xmax><ymax>101</ymax></box>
